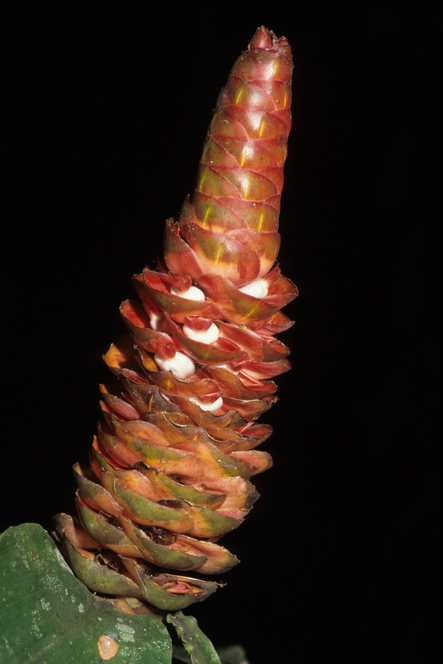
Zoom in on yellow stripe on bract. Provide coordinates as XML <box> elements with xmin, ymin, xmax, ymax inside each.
<box><xmin>235</xmin><ymin>86</ymin><xmax>244</xmax><ymax>105</ymax></box>
<box><xmin>283</xmin><ymin>89</ymin><xmax>288</xmax><ymax>109</ymax></box>
<box><xmin>196</xmin><ymin>167</ymin><xmax>209</xmax><ymax>192</ymax></box>
<box><xmin>240</xmin><ymin>145</ymin><xmax>247</xmax><ymax>168</ymax></box>
<box><xmin>258</xmin><ymin>115</ymin><xmax>266</xmax><ymax>138</ymax></box>
<box><xmin>244</xmin><ymin>300</ymin><xmax>261</xmax><ymax>319</ymax></box>
<box><xmin>214</xmin><ymin>244</ymin><xmax>223</xmax><ymax>265</ymax></box>
<box><xmin>257</xmin><ymin>208</ymin><xmax>265</xmax><ymax>231</ymax></box>
<box><xmin>202</xmin><ymin>205</ymin><xmax>212</xmax><ymax>226</ymax></box>
<box><xmin>272</xmin><ymin>60</ymin><xmax>278</xmax><ymax>77</ymax></box>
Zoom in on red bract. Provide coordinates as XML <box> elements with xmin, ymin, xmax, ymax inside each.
<box><xmin>55</xmin><ymin>26</ymin><xmax>297</xmax><ymax>616</ymax></box>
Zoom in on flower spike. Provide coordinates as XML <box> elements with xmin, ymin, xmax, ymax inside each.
<box><xmin>56</xmin><ymin>26</ymin><xmax>297</xmax><ymax>614</ymax></box>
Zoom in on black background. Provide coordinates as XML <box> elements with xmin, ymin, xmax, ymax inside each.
<box><xmin>3</xmin><ymin>2</ymin><xmax>439</xmax><ymax>662</ymax></box>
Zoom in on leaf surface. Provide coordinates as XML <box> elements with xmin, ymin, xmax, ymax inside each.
<box><xmin>172</xmin><ymin>644</ymin><xmax>248</xmax><ymax>664</ymax></box>
<box><xmin>167</xmin><ymin>612</ymin><xmax>221</xmax><ymax>664</ymax></box>
<box><xmin>0</xmin><ymin>523</ymin><xmax>172</xmax><ymax>664</ymax></box>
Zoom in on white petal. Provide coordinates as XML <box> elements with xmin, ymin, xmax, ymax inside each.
<box><xmin>183</xmin><ymin>322</ymin><xmax>219</xmax><ymax>344</ymax></box>
<box><xmin>154</xmin><ymin>351</ymin><xmax>195</xmax><ymax>379</ymax></box>
<box><xmin>150</xmin><ymin>313</ymin><xmax>160</xmax><ymax>330</ymax></box>
<box><xmin>238</xmin><ymin>279</ymin><xmax>268</xmax><ymax>298</ymax></box>
<box><xmin>189</xmin><ymin>396</ymin><xmax>224</xmax><ymax>413</ymax></box>
<box><xmin>171</xmin><ymin>285</ymin><xmax>205</xmax><ymax>301</ymax></box>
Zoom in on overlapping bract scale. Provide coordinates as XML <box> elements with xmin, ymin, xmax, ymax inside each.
<box><xmin>55</xmin><ymin>26</ymin><xmax>297</xmax><ymax>615</ymax></box>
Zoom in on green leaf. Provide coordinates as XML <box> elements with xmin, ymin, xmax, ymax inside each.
<box><xmin>167</xmin><ymin>612</ymin><xmax>221</xmax><ymax>664</ymax></box>
<box><xmin>172</xmin><ymin>644</ymin><xmax>248</xmax><ymax>664</ymax></box>
<box><xmin>172</xmin><ymin>644</ymin><xmax>193</xmax><ymax>662</ymax></box>
<box><xmin>0</xmin><ymin>523</ymin><xmax>172</xmax><ymax>664</ymax></box>
<box><xmin>216</xmin><ymin>645</ymin><xmax>248</xmax><ymax>664</ymax></box>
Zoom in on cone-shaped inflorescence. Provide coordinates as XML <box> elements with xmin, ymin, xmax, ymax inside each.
<box><xmin>55</xmin><ymin>26</ymin><xmax>297</xmax><ymax>615</ymax></box>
